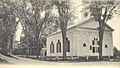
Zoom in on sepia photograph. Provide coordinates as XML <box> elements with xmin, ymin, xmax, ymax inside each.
<box><xmin>0</xmin><ymin>0</ymin><xmax>120</xmax><ymax>68</ymax></box>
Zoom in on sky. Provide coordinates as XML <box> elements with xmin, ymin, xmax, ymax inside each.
<box><xmin>15</xmin><ymin>22</ymin><xmax>22</xmax><ymax>41</ymax></box>
<box><xmin>108</xmin><ymin>14</ymin><xmax>120</xmax><ymax>50</ymax></box>
<box><xmin>15</xmin><ymin>0</ymin><xmax>120</xmax><ymax>50</ymax></box>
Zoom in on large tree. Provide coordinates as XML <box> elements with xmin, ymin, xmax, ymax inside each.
<box><xmin>15</xmin><ymin>0</ymin><xmax>53</xmax><ymax>58</ymax></box>
<box><xmin>83</xmin><ymin>0</ymin><xmax>120</xmax><ymax>59</ymax></box>
<box><xmin>52</xmin><ymin>0</ymin><xmax>71</xmax><ymax>60</ymax></box>
<box><xmin>0</xmin><ymin>0</ymin><xmax>20</xmax><ymax>55</ymax></box>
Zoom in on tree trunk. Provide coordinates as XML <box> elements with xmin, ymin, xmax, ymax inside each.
<box><xmin>57</xmin><ymin>0</ymin><xmax>69</xmax><ymax>60</ymax></box>
<box><xmin>61</xmin><ymin>28</ymin><xmax>67</xmax><ymax>60</ymax></box>
<box><xmin>2</xmin><ymin>33</ymin><xmax>8</xmax><ymax>55</ymax></box>
<box><xmin>98</xmin><ymin>27</ymin><xmax>103</xmax><ymax>60</ymax></box>
<box><xmin>9</xmin><ymin>35</ymin><xmax>14</xmax><ymax>54</ymax></box>
<box><xmin>98</xmin><ymin>21</ymin><xmax>105</xmax><ymax>60</ymax></box>
<box><xmin>60</xmin><ymin>18</ymin><xmax>67</xmax><ymax>60</ymax></box>
<box><xmin>36</xmin><ymin>40</ymin><xmax>40</xmax><ymax>58</ymax></box>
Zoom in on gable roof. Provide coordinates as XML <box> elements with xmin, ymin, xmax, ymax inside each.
<box><xmin>74</xmin><ymin>18</ymin><xmax>114</xmax><ymax>31</ymax></box>
<box><xmin>48</xmin><ymin>18</ymin><xmax>114</xmax><ymax>36</ymax></box>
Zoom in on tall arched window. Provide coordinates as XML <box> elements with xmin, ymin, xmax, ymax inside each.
<box><xmin>50</xmin><ymin>41</ymin><xmax>54</xmax><ymax>53</ymax></box>
<box><xmin>92</xmin><ymin>40</ymin><xmax>95</xmax><ymax>45</ymax></box>
<box><xmin>68</xmin><ymin>41</ymin><xmax>70</xmax><ymax>52</ymax></box>
<box><xmin>66</xmin><ymin>37</ymin><xmax>70</xmax><ymax>52</ymax></box>
<box><xmin>90</xmin><ymin>45</ymin><xmax>92</xmax><ymax>50</ymax></box>
<box><xmin>98</xmin><ymin>41</ymin><xmax>99</xmax><ymax>45</ymax></box>
<box><xmin>57</xmin><ymin>40</ymin><xmax>61</xmax><ymax>53</ymax></box>
<box><xmin>93</xmin><ymin>47</ymin><xmax>95</xmax><ymax>53</ymax></box>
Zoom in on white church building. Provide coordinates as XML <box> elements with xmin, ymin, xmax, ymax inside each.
<box><xmin>46</xmin><ymin>2</ymin><xmax>114</xmax><ymax>60</ymax></box>
<box><xmin>46</xmin><ymin>18</ymin><xmax>114</xmax><ymax>60</ymax></box>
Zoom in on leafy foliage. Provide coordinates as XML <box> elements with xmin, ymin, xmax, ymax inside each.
<box><xmin>82</xmin><ymin>0</ymin><xmax>120</xmax><ymax>59</ymax></box>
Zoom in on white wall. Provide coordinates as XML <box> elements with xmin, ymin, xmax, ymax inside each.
<box><xmin>47</xmin><ymin>26</ymin><xmax>113</xmax><ymax>57</ymax></box>
<box><xmin>47</xmin><ymin>32</ymin><xmax>63</xmax><ymax>56</ymax></box>
<box><xmin>46</xmin><ymin>28</ymin><xmax>76</xmax><ymax>57</ymax></box>
<box><xmin>75</xmin><ymin>28</ymin><xmax>99</xmax><ymax>56</ymax></box>
<box><xmin>102</xmin><ymin>31</ymin><xmax>113</xmax><ymax>56</ymax></box>
<box><xmin>75</xmin><ymin>27</ymin><xmax>113</xmax><ymax>57</ymax></box>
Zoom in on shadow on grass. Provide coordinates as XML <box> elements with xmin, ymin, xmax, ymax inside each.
<box><xmin>15</xmin><ymin>55</ymin><xmax>120</xmax><ymax>62</ymax></box>
<box><xmin>3</xmin><ymin>54</ymin><xmax>19</xmax><ymax>60</ymax></box>
<box><xmin>0</xmin><ymin>58</ymin><xmax>9</xmax><ymax>64</ymax></box>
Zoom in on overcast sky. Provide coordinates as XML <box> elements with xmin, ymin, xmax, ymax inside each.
<box><xmin>108</xmin><ymin>14</ymin><xmax>120</xmax><ymax>50</ymax></box>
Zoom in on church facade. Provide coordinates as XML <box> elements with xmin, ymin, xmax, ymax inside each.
<box><xmin>46</xmin><ymin>18</ymin><xmax>114</xmax><ymax>59</ymax></box>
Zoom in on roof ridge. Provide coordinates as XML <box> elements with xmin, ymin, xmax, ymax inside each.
<box><xmin>48</xmin><ymin>18</ymin><xmax>114</xmax><ymax>37</ymax></box>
